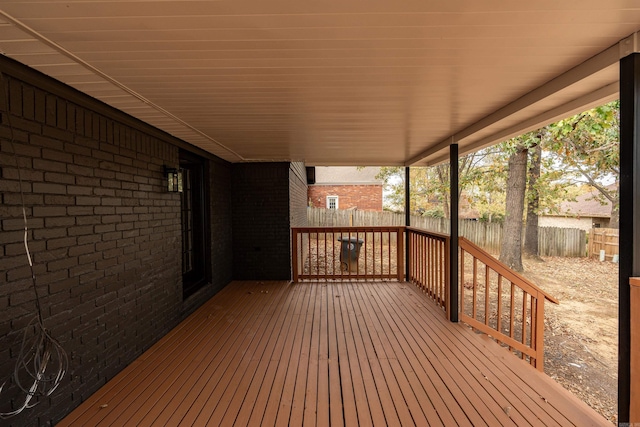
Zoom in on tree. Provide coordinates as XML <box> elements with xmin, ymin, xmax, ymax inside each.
<box><xmin>499</xmin><ymin>132</ymin><xmax>542</xmax><ymax>271</ymax></box>
<box><xmin>546</xmin><ymin>101</ymin><xmax>620</xmax><ymax>227</ymax></box>
<box><xmin>376</xmin><ymin>152</ymin><xmax>486</xmax><ymax>217</ymax></box>
<box><xmin>524</xmin><ymin>140</ymin><xmax>542</xmax><ymax>258</ymax></box>
<box><xmin>376</xmin><ymin>166</ymin><xmax>406</xmax><ymax>212</ymax></box>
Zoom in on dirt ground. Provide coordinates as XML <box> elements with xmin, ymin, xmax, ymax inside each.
<box><xmin>521</xmin><ymin>256</ymin><xmax>618</xmax><ymax>424</ymax></box>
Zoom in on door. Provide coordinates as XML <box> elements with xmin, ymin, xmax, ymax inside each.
<box><xmin>180</xmin><ymin>150</ymin><xmax>210</xmax><ymax>299</ymax></box>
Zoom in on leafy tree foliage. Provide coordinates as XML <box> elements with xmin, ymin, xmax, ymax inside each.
<box><xmin>376</xmin><ymin>100</ymin><xmax>621</xmax><ymax>263</ymax></box>
<box><xmin>545</xmin><ymin>100</ymin><xmax>620</xmax><ymax>227</ymax></box>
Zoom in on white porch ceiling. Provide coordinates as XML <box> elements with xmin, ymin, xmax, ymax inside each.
<box><xmin>0</xmin><ymin>1</ymin><xmax>637</xmax><ymax>166</ymax></box>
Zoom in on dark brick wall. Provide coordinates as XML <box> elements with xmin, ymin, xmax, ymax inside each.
<box><xmin>232</xmin><ymin>162</ymin><xmax>294</xmax><ymax>280</ymax></box>
<box><xmin>209</xmin><ymin>158</ymin><xmax>234</xmax><ymax>291</ymax></box>
<box><xmin>0</xmin><ymin>58</ymin><xmax>233</xmax><ymax>426</ymax></box>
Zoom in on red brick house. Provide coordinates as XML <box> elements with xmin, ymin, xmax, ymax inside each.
<box><xmin>307</xmin><ymin>167</ymin><xmax>383</xmax><ymax>211</ymax></box>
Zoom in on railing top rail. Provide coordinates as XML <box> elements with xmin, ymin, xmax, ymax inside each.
<box><xmin>293</xmin><ymin>226</ymin><xmax>405</xmax><ymax>232</ymax></box>
<box><xmin>630</xmin><ymin>277</ymin><xmax>640</xmax><ymax>287</ymax></box>
<box><xmin>459</xmin><ymin>236</ymin><xmax>559</xmax><ymax>305</ymax></box>
<box><xmin>406</xmin><ymin>226</ymin><xmax>451</xmax><ymax>241</ymax></box>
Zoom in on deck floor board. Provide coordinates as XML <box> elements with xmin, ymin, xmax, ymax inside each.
<box><xmin>59</xmin><ymin>281</ymin><xmax>610</xmax><ymax>427</ymax></box>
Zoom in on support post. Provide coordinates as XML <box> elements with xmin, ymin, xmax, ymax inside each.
<box><xmin>449</xmin><ymin>144</ymin><xmax>459</xmax><ymax>322</ymax></box>
<box><xmin>405</xmin><ymin>166</ymin><xmax>411</xmax><ymax>280</ymax></box>
<box><xmin>619</xmin><ymin>53</ymin><xmax>640</xmax><ymax>424</ymax></box>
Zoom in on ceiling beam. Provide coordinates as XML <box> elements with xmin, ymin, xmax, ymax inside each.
<box><xmin>405</xmin><ymin>35</ymin><xmax>630</xmax><ymax>166</ymax></box>
<box><xmin>424</xmin><ymin>81</ymin><xmax>619</xmax><ymax>166</ymax></box>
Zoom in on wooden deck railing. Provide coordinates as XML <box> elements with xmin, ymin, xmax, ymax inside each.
<box><xmin>406</xmin><ymin>227</ymin><xmax>450</xmax><ymax>318</ymax></box>
<box><xmin>459</xmin><ymin>237</ymin><xmax>558</xmax><ymax>371</ymax></box>
<box><xmin>292</xmin><ymin>227</ymin><xmax>558</xmax><ymax>372</ymax></box>
<box><xmin>292</xmin><ymin>227</ymin><xmax>404</xmax><ymax>282</ymax></box>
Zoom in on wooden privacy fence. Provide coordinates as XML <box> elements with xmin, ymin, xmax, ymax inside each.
<box><xmin>538</xmin><ymin>226</ymin><xmax>586</xmax><ymax>257</ymax></box>
<box><xmin>459</xmin><ymin>237</ymin><xmax>559</xmax><ymax>371</ymax></box>
<box><xmin>308</xmin><ymin>208</ymin><xmax>587</xmax><ymax>257</ymax></box>
<box><xmin>292</xmin><ymin>227</ymin><xmax>404</xmax><ymax>282</ymax></box>
<box><xmin>589</xmin><ymin>228</ymin><xmax>619</xmax><ymax>260</ymax></box>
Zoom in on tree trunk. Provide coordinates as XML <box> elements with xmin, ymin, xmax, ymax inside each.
<box><xmin>524</xmin><ymin>143</ymin><xmax>541</xmax><ymax>258</ymax></box>
<box><xmin>499</xmin><ymin>145</ymin><xmax>528</xmax><ymax>272</ymax></box>
<box><xmin>609</xmin><ymin>181</ymin><xmax>620</xmax><ymax>229</ymax></box>
<box><xmin>610</xmin><ymin>203</ymin><xmax>620</xmax><ymax>229</ymax></box>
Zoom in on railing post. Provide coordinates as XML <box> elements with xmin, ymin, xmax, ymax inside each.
<box><xmin>535</xmin><ymin>292</ymin><xmax>545</xmax><ymax>371</ymax></box>
<box><xmin>449</xmin><ymin>144</ymin><xmax>459</xmax><ymax>322</ymax></box>
<box><xmin>405</xmin><ymin>166</ymin><xmax>411</xmax><ymax>280</ymax></box>
<box><xmin>619</xmin><ymin>52</ymin><xmax>640</xmax><ymax>422</ymax></box>
<box><xmin>292</xmin><ymin>228</ymin><xmax>299</xmax><ymax>282</ymax></box>
<box><xmin>445</xmin><ymin>236</ymin><xmax>451</xmax><ymax>320</ymax></box>
<box><xmin>397</xmin><ymin>227</ymin><xmax>404</xmax><ymax>282</ymax></box>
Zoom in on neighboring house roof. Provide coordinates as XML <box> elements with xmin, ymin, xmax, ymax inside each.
<box><xmin>547</xmin><ymin>190</ymin><xmax>612</xmax><ymax>218</ymax></box>
<box><xmin>313</xmin><ymin>167</ymin><xmax>383</xmax><ymax>185</ymax></box>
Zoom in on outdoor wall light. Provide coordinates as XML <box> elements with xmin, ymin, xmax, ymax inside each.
<box><xmin>164</xmin><ymin>166</ymin><xmax>183</xmax><ymax>192</ymax></box>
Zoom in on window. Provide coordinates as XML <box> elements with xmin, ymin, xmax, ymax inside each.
<box><xmin>327</xmin><ymin>195</ymin><xmax>339</xmax><ymax>210</ymax></box>
<box><xmin>180</xmin><ymin>150</ymin><xmax>211</xmax><ymax>299</ymax></box>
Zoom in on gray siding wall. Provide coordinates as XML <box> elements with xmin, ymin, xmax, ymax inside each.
<box><xmin>289</xmin><ymin>161</ymin><xmax>309</xmax><ymax>228</ymax></box>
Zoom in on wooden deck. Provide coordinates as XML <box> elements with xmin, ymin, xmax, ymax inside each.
<box><xmin>59</xmin><ymin>281</ymin><xmax>609</xmax><ymax>427</ymax></box>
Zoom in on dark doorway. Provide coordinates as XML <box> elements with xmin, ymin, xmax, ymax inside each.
<box><xmin>180</xmin><ymin>150</ymin><xmax>210</xmax><ymax>299</ymax></box>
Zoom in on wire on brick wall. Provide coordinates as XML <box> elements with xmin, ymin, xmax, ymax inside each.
<box><xmin>0</xmin><ymin>72</ymin><xmax>68</xmax><ymax>419</ymax></box>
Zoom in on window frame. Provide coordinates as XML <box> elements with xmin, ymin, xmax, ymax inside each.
<box><xmin>326</xmin><ymin>195</ymin><xmax>339</xmax><ymax>210</ymax></box>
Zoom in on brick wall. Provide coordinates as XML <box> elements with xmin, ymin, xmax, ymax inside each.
<box><xmin>0</xmin><ymin>57</ymin><xmax>233</xmax><ymax>426</ymax></box>
<box><xmin>308</xmin><ymin>184</ymin><xmax>383</xmax><ymax>211</ymax></box>
<box><xmin>231</xmin><ymin>162</ymin><xmax>293</xmax><ymax>280</ymax></box>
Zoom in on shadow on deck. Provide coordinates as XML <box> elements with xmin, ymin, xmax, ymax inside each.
<box><xmin>59</xmin><ymin>281</ymin><xmax>609</xmax><ymax>426</ymax></box>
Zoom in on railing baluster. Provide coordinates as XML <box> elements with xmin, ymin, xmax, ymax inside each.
<box><xmin>535</xmin><ymin>292</ymin><xmax>545</xmax><ymax>371</ymax></box>
<box><xmin>427</xmin><ymin>235</ymin><xmax>431</xmax><ymax>293</ymax></box>
<box><xmin>521</xmin><ymin>289</ymin><xmax>527</xmax><ymax>360</ymax></box>
<box><xmin>381</xmin><ymin>229</ymin><xmax>384</xmax><ymax>277</ymax></box>
<box><xmin>397</xmin><ymin>228</ymin><xmax>404</xmax><ymax>282</ymax></box>
<box><xmin>432</xmin><ymin>237</ymin><xmax>436</xmax><ymax>297</ymax></box>
<box><xmin>309</xmin><ymin>233</ymin><xmax>320</xmax><ymax>277</ymax></box>
<box><xmin>437</xmin><ymin>239</ymin><xmax>441</xmax><ymax>303</ymax></box>
<box><xmin>460</xmin><ymin>249</ymin><xmax>465</xmax><ymax>316</ymax></box>
<box><xmin>420</xmin><ymin>233</ymin><xmax>424</xmax><ymax>289</ymax></box>
<box><xmin>437</xmin><ymin>240</ymin><xmax>440</xmax><ymax>302</ymax></box>
<box><xmin>430</xmin><ymin>237</ymin><xmax>434</xmax><ymax>297</ymax></box>
<box><xmin>364</xmin><ymin>231</ymin><xmax>368</xmax><ymax>276</ymax></box>
<box><xmin>510</xmin><ymin>282</ymin><xmax>515</xmax><ymax>352</ymax></box>
<box><xmin>530</xmin><ymin>294</ymin><xmax>536</xmax><ymax>367</ymax></box>
<box><xmin>485</xmin><ymin>263</ymin><xmax>490</xmax><ymax>326</ymax></box>
<box><xmin>292</xmin><ymin>229</ymin><xmax>299</xmax><ymax>282</ymax></box>
<box><xmin>472</xmin><ymin>257</ymin><xmax>478</xmax><ymax>321</ymax></box>
<box><xmin>497</xmin><ymin>275</ymin><xmax>503</xmax><ymax>334</ymax></box>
